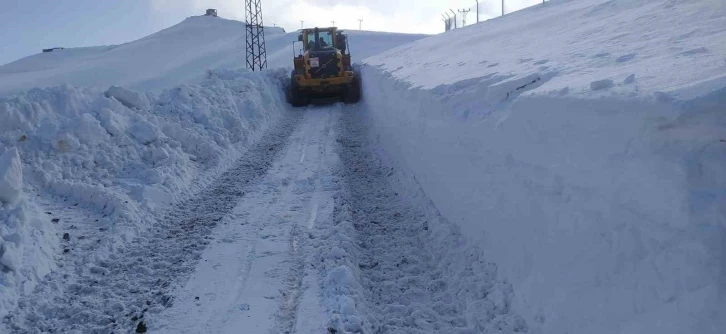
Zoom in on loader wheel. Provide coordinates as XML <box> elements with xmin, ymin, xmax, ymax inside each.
<box><xmin>287</xmin><ymin>72</ymin><xmax>309</xmax><ymax>107</ymax></box>
<box><xmin>343</xmin><ymin>73</ymin><xmax>361</xmax><ymax>104</ymax></box>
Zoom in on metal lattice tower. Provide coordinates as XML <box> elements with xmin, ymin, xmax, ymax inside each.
<box><xmin>458</xmin><ymin>8</ymin><xmax>470</xmax><ymax>27</ymax></box>
<box><xmin>245</xmin><ymin>0</ymin><xmax>267</xmax><ymax>71</ymax></box>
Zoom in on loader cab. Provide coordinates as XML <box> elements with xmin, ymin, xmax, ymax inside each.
<box><xmin>293</xmin><ymin>27</ymin><xmax>352</xmax><ymax>74</ymax></box>
<box><xmin>298</xmin><ymin>27</ymin><xmax>341</xmax><ymax>52</ymax></box>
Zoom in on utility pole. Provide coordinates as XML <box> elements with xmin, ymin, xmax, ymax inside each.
<box><xmin>458</xmin><ymin>8</ymin><xmax>470</xmax><ymax>27</ymax></box>
<box><xmin>502</xmin><ymin>0</ymin><xmax>505</xmax><ymax>16</ymax></box>
<box><xmin>450</xmin><ymin>9</ymin><xmax>457</xmax><ymax>29</ymax></box>
<box><xmin>300</xmin><ymin>20</ymin><xmax>304</xmax><ymax>29</ymax></box>
<box><xmin>358</xmin><ymin>19</ymin><xmax>363</xmax><ymax>30</ymax></box>
<box><xmin>475</xmin><ymin>0</ymin><xmax>479</xmax><ymax>23</ymax></box>
<box><xmin>331</xmin><ymin>20</ymin><xmax>336</xmax><ymax>27</ymax></box>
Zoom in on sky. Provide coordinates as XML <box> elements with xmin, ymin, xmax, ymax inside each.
<box><xmin>0</xmin><ymin>0</ymin><xmax>543</xmax><ymax>66</ymax></box>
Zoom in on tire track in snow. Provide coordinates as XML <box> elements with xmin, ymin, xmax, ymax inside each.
<box><xmin>272</xmin><ymin>225</ymin><xmax>307</xmax><ymax>334</ymax></box>
<box><xmin>149</xmin><ymin>107</ymin><xmax>336</xmax><ymax>334</ymax></box>
<box><xmin>272</xmin><ymin>107</ymin><xmax>339</xmax><ymax>334</ymax></box>
<box><xmin>332</xmin><ymin>108</ymin><xmax>528</xmax><ymax>333</ymax></box>
<box><xmin>3</xmin><ymin>111</ymin><xmax>303</xmax><ymax>334</ymax></box>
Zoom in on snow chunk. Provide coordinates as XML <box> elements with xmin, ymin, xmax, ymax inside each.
<box><xmin>329</xmin><ymin>246</ymin><xmax>346</xmax><ymax>259</ymax></box>
<box><xmin>0</xmin><ymin>148</ymin><xmax>23</xmax><ymax>204</ymax></box>
<box><xmin>129</xmin><ymin>120</ymin><xmax>161</xmax><ymax>144</ymax></box>
<box><xmin>0</xmin><ymin>242</ymin><xmax>20</xmax><ymax>272</ymax></box>
<box><xmin>75</xmin><ymin>113</ymin><xmax>109</xmax><ymax>145</ymax></box>
<box><xmin>623</xmin><ymin>74</ymin><xmax>636</xmax><ymax>84</ymax></box>
<box><xmin>337</xmin><ymin>295</ymin><xmax>357</xmax><ymax>315</ymax></box>
<box><xmin>52</xmin><ymin>133</ymin><xmax>80</xmax><ymax>152</ymax></box>
<box><xmin>324</xmin><ymin>265</ymin><xmax>356</xmax><ymax>288</ymax></box>
<box><xmin>130</xmin><ymin>185</ymin><xmax>173</xmax><ymax>211</ymax></box>
<box><xmin>97</xmin><ymin>107</ymin><xmax>128</xmax><ymax>137</ymax></box>
<box><xmin>104</xmin><ymin>86</ymin><xmax>151</xmax><ymax>110</ymax></box>
<box><xmin>590</xmin><ymin>78</ymin><xmax>614</xmax><ymax>90</ymax></box>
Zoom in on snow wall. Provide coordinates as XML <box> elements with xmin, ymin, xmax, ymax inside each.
<box><xmin>0</xmin><ymin>68</ymin><xmax>290</xmax><ymax>318</ymax></box>
<box><xmin>360</xmin><ymin>63</ymin><xmax>726</xmax><ymax>334</ymax></box>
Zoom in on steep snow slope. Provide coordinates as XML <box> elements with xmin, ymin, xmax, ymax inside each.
<box><xmin>360</xmin><ymin>0</ymin><xmax>726</xmax><ymax>333</ymax></box>
<box><xmin>0</xmin><ymin>16</ymin><xmax>427</xmax><ymax>98</ymax></box>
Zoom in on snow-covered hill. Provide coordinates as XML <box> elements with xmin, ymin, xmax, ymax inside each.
<box><xmin>0</xmin><ymin>15</ymin><xmax>427</xmax><ymax>98</ymax></box>
<box><xmin>360</xmin><ymin>0</ymin><xmax>726</xmax><ymax>333</ymax></box>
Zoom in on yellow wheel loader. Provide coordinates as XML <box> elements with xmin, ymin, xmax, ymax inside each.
<box><xmin>286</xmin><ymin>27</ymin><xmax>361</xmax><ymax>107</ymax></box>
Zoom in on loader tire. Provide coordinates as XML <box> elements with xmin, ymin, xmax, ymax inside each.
<box><xmin>287</xmin><ymin>72</ymin><xmax>309</xmax><ymax>107</ymax></box>
<box><xmin>343</xmin><ymin>72</ymin><xmax>361</xmax><ymax>104</ymax></box>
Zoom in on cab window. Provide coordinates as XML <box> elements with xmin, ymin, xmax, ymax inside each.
<box><xmin>306</xmin><ymin>31</ymin><xmax>334</xmax><ymax>49</ymax></box>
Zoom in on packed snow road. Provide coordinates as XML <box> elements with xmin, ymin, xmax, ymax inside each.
<box><xmin>5</xmin><ymin>103</ymin><xmax>524</xmax><ymax>334</ymax></box>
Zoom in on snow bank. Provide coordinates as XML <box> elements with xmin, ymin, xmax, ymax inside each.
<box><xmin>0</xmin><ymin>68</ymin><xmax>290</xmax><ymax>318</ymax></box>
<box><xmin>362</xmin><ymin>67</ymin><xmax>726</xmax><ymax>334</ymax></box>
<box><xmin>0</xmin><ymin>148</ymin><xmax>23</xmax><ymax>204</ymax></box>
<box><xmin>359</xmin><ymin>0</ymin><xmax>726</xmax><ymax>332</ymax></box>
<box><xmin>321</xmin><ymin>112</ymin><xmax>528</xmax><ymax>333</ymax></box>
<box><xmin>0</xmin><ymin>147</ymin><xmax>58</xmax><ymax>318</ymax></box>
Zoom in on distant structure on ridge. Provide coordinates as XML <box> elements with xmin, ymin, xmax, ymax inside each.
<box><xmin>205</xmin><ymin>9</ymin><xmax>218</xmax><ymax>17</ymax></box>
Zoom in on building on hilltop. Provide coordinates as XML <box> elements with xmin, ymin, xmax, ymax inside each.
<box><xmin>205</xmin><ymin>9</ymin><xmax>218</xmax><ymax>17</ymax></box>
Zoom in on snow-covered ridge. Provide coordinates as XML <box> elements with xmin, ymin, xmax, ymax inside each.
<box><xmin>360</xmin><ymin>0</ymin><xmax>726</xmax><ymax>333</ymax></box>
<box><xmin>370</xmin><ymin>0</ymin><xmax>726</xmax><ymax>97</ymax></box>
<box><xmin>0</xmin><ymin>68</ymin><xmax>289</xmax><ymax>319</ymax></box>
<box><xmin>0</xmin><ymin>15</ymin><xmax>427</xmax><ymax>98</ymax></box>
